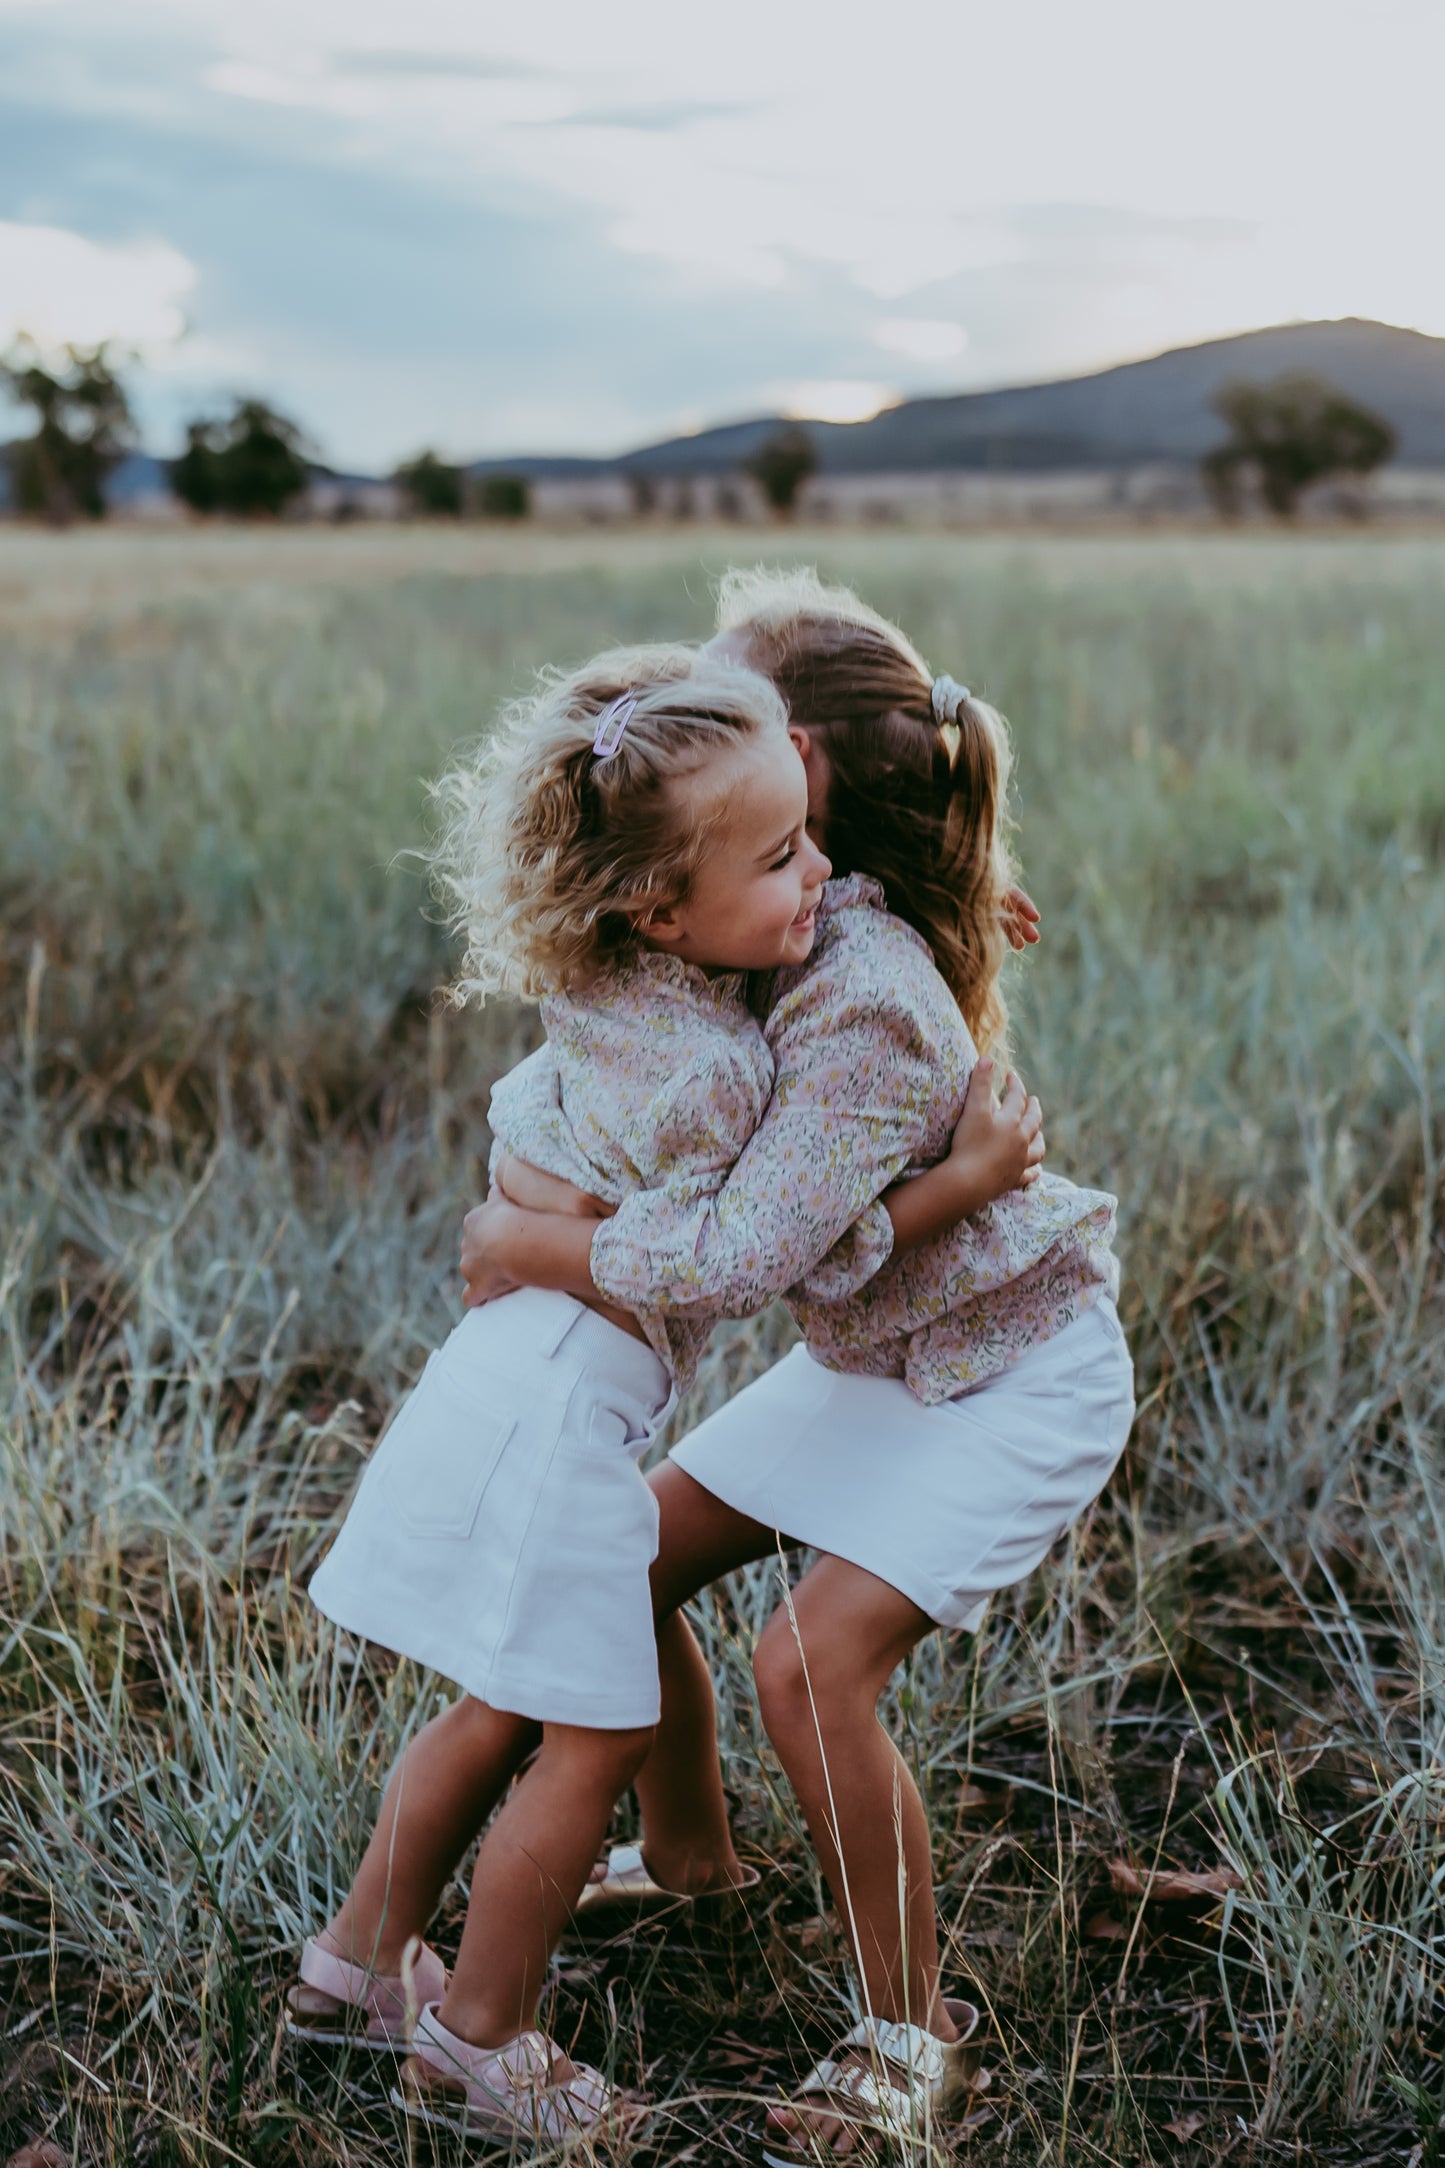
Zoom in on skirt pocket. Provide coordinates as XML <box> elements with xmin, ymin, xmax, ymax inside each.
<box><xmin>377</xmin><ymin>1353</ymin><xmax>519</xmax><ymax>1542</ymax></box>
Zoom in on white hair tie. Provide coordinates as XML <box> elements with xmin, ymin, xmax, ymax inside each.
<box><xmin>931</xmin><ymin>674</ymin><xmax>971</xmax><ymax>725</ymax></box>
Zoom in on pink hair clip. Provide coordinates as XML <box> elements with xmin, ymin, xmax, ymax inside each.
<box><xmin>592</xmin><ymin>694</ymin><xmax>638</xmax><ymax>761</ymax></box>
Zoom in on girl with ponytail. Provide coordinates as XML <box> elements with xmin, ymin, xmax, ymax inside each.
<box><xmin>465</xmin><ymin>570</ymin><xmax>1133</xmax><ymax>2161</ymax></box>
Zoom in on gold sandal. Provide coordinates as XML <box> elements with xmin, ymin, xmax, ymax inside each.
<box><xmin>761</xmin><ymin>1999</ymin><xmax>990</xmax><ymax>2164</ymax></box>
<box><xmin>571</xmin><ymin>1841</ymin><xmax>761</xmax><ymax>1925</ymax></box>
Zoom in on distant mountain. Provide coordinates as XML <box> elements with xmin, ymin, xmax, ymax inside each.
<box><xmin>472</xmin><ymin>319</ymin><xmax>1445</xmax><ymax>478</ymax></box>
<box><xmin>7</xmin><ymin>318</ymin><xmax>1443</xmax><ymax>510</ymax></box>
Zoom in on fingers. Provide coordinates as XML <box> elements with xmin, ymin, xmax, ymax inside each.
<box><xmin>998</xmin><ymin>1067</ymin><xmax>1025</xmax><ymax>1117</ymax></box>
<box><xmin>1020</xmin><ymin>1092</ymin><xmax>1043</xmax><ymax>1141</ymax></box>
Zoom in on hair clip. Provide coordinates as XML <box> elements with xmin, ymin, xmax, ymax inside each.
<box><xmin>591</xmin><ymin>694</ymin><xmax>638</xmax><ymax>761</ymax></box>
<box><xmin>931</xmin><ymin>675</ymin><xmax>971</xmax><ymax>725</ymax></box>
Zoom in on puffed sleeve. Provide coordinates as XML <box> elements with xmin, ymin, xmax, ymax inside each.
<box><xmin>487</xmin><ymin>1042</ymin><xmax>563</xmax><ymax>1180</ymax></box>
<box><xmin>589</xmin><ymin>936</ymin><xmax>944</xmax><ymax>1317</ymax></box>
<box><xmin>636</xmin><ymin>1036</ymin><xmax>776</xmax><ymax>1202</ymax></box>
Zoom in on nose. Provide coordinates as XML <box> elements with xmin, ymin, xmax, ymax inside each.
<box><xmin>808</xmin><ymin>838</ymin><xmax>832</xmax><ymax>887</ymax></box>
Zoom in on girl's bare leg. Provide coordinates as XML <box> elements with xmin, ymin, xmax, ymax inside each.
<box><xmin>752</xmin><ymin>1555</ymin><xmax>947</xmax><ymax>2034</ymax></box>
<box><xmin>323</xmin><ymin>1695</ymin><xmax>539</xmax><ymax>1973</ymax></box>
<box><xmin>629</xmin><ymin>1463</ymin><xmax>776</xmax><ymax>1894</ymax></box>
<box><xmin>438</xmin><ymin>1721</ymin><xmax>655</xmax><ymax>2048</ymax></box>
<box><xmin>753</xmin><ymin>1556</ymin><xmax>951</xmax><ymax>2154</ymax></box>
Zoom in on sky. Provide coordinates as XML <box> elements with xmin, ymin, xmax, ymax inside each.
<box><xmin>2</xmin><ymin>0</ymin><xmax>1443</xmax><ymax>471</ymax></box>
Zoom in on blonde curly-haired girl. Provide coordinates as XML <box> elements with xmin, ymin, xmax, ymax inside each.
<box><xmin>293</xmin><ymin>638</ymin><xmax>1039</xmax><ymax>2147</ymax></box>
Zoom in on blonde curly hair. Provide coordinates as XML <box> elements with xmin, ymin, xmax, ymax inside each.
<box><xmin>716</xmin><ymin>565</ymin><xmax>1016</xmax><ymax>1059</ymax></box>
<box><xmin>430</xmin><ymin>643</ymin><xmax>788</xmax><ymax>1003</ymax></box>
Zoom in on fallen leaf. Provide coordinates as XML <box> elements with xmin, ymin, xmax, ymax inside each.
<box><xmin>957</xmin><ymin>1780</ymin><xmax>1012</xmax><ymax>1817</ymax></box>
<box><xmin>8</xmin><ymin>2145</ymin><xmax>68</xmax><ymax>2168</ymax></box>
<box><xmin>1165</xmin><ymin>2110</ymin><xmax>1207</xmax><ymax>2140</ymax></box>
<box><xmin>1083</xmin><ymin>1909</ymin><xmax>1129</xmax><ymax>1941</ymax></box>
<box><xmin>1108</xmin><ymin>1861</ymin><xmax>1245</xmax><ymax>1905</ymax></box>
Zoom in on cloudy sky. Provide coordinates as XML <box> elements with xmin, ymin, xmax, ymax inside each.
<box><xmin>3</xmin><ymin>0</ymin><xmax>1443</xmax><ymax>471</ymax></box>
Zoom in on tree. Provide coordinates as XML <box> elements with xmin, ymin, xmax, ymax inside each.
<box><xmin>746</xmin><ymin>427</ymin><xmax>817</xmax><ymax>517</ymax></box>
<box><xmin>1203</xmin><ymin>374</ymin><xmax>1395</xmax><ymax>518</ymax></box>
<box><xmin>475</xmin><ymin>473</ymin><xmax>530</xmax><ymax>520</ymax></box>
<box><xmin>394</xmin><ymin>450</ymin><xmax>465</xmax><ymax>517</ymax></box>
<box><xmin>1</xmin><ymin>340</ymin><xmax>135</xmax><ymax>523</ymax></box>
<box><xmin>170</xmin><ymin>399</ymin><xmax>312</xmax><ymax>517</ymax></box>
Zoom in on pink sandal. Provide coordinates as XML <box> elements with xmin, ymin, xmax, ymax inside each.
<box><xmin>395</xmin><ymin>2001</ymin><xmax>641</xmax><ymax>2145</ymax></box>
<box><xmin>284</xmin><ymin>1934</ymin><xmax>447</xmax><ymax>2051</ymax></box>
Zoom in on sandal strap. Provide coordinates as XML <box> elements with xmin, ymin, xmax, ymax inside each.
<box><xmin>414</xmin><ymin>2006</ymin><xmax>616</xmax><ymax>2136</ymax></box>
<box><xmin>601</xmin><ymin>1842</ymin><xmax>659</xmax><ymax>1893</ymax></box>
<box><xmin>839</xmin><ymin>2014</ymin><xmax>947</xmax><ymax>2088</ymax></box>
<box><xmin>791</xmin><ymin>2010</ymin><xmax>981</xmax><ymax>2139</ymax></box>
<box><xmin>298</xmin><ymin>1936</ymin><xmax>445</xmax><ymax>2022</ymax></box>
<box><xmin>796</xmin><ymin>2056</ymin><xmax>916</xmax><ymax>2133</ymax></box>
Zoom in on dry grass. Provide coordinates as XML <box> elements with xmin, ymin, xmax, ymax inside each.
<box><xmin>1</xmin><ymin>526</ymin><xmax>1443</xmax><ymax>2165</ymax></box>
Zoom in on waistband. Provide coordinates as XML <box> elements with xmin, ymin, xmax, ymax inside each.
<box><xmin>481</xmin><ymin>1286</ymin><xmax>671</xmax><ymax>1408</ymax></box>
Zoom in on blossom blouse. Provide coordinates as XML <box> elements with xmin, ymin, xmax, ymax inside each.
<box><xmin>587</xmin><ymin>875</ymin><xmax>1119</xmax><ymax>1403</ymax></box>
<box><xmin>486</xmin><ymin>952</ymin><xmax>780</xmax><ymax>1396</ymax></box>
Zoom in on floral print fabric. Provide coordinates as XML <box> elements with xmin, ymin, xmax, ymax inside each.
<box><xmin>487</xmin><ymin>951</ymin><xmax>776</xmax><ymax>1394</ymax></box>
<box><xmin>588</xmin><ymin>875</ymin><xmax>1119</xmax><ymax>1403</ymax></box>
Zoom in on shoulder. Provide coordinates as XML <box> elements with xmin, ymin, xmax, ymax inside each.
<box><xmin>771</xmin><ymin>875</ymin><xmax>966</xmax><ymax>1051</ymax></box>
<box><xmin>545</xmin><ymin>953</ymin><xmax>755</xmax><ymax>1037</ymax></box>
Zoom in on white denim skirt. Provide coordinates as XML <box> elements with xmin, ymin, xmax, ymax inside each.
<box><xmin>670</xmin><ymin>1296</ymin><xmax>1134</xmax><ymax>1631</ymax></box>
<box><xmin>310</xmin><ymin>1289</ymin><xmax>673</xmax><ymax>1727</ymax></box>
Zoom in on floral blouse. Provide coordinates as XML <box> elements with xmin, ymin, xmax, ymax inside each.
<box><xmin>487</xmin><ymin>952</ymin><xmax>777</xmax><ymax>1394</ymax></box>
<box><xmin>588</xmin><ymin>875</ymin><xmax>1119</xmax><ymax>1403</ymax></box>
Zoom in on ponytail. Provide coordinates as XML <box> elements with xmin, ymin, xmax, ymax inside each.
<box><xmin>719</xmin><ymin>568</ymin><xmax>1015</xmax><ymax>1057</ymax></box>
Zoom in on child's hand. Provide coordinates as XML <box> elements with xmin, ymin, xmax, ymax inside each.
<box><xmin>459</xmin><ymin>1197</ymin><xmax>525</xmax><ymax>1307</ymax></box>
<box><xmin>949</xmin><ymin>1058</ymin><xmax>1044</xmax><ymax>1198</ymax></box>
<box><xmin>1001</xmin><ymin>885</ymin><xmax>1041</xmax><ymax>950</ymax></box>
<box><xmin>493</xmin><ymin>1152</ymin><xmax>613</xmax><ymax>1219</ymax></box>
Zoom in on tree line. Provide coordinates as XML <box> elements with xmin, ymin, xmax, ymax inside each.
<box><xmin>0</xmin><ymin>341</ymin><xmax>534</xmax><ymax>524</ymax></box>
<box><xmin>0</xmin><ymin>337</ymin><xmax>1400</xmax><ymax>525</ymax></box>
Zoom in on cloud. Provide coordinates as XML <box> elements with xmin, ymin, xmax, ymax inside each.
<box><xmin>3</xmin><ymin>0</ymin><xmax>1443</xmax><ymax>465</ymax></box>
<box><xmin>876</xmin><ymin>320</ymin><xmax>969</xmax><ymax>364</ymax></box>
<box><xmin>773</xmin><ymin>381</ymin><xmax>899</xmax><ymax>425</ymax></box>
<box><xmin>0</xmin><ymin>219</ymin><xmax>196</xmax><ymax>353</ymax></box>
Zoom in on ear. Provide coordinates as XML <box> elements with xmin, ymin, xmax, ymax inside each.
<box><xmin>635</xmin><ymin>901</ymin><xmax>686</xmax><ymax>950</ymax></box>
<box><xmin>788</xmin><ymin>724</ymin><xmax>811</xmax><ymax>756</ymax></box>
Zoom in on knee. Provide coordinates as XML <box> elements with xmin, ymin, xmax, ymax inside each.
<box><xmin>753</xmin><ymin>1619</ymin><xmax>855</xmax><ymax>1744</ymax></box>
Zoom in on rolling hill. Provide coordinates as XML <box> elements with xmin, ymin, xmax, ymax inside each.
<box><xmin>474</xmin><ymin>318</ymin><xmax>1445</xmax><ymax>479</ymax></box>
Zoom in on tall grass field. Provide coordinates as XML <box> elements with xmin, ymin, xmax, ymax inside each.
<box><xmin>2</xmin><ymin>525</ymin><xmax>1443</xmax><ymax>2165</ymax></box>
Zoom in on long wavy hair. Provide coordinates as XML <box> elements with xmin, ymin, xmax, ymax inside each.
<box><xmin>717</xmin><ymin>566</ymin><xmax>1016</xmax><ymax>1057</ymax></box>
<box><xmin>429</xmin><ymin>643</ymin><xmax>787</xmax><ymax>1002</ymax></box>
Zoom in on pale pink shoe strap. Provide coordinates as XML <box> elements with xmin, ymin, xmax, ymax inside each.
<box><xmin>299</xmin><ymin>1936</ymin><xmax>445</xmax><ymax>2023</ymax></box>
<box><xmin>413</xmin><ymin>2004</ymin><xmax>613</xmax><ymax>2134</ymax></box>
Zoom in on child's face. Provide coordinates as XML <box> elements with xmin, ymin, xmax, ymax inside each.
<box><xmin>642</xmin><ymin>727</ymin><xmax>831</xmax><ymax>973</ymax></box>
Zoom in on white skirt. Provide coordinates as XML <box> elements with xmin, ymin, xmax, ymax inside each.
<box><xmin>310</xmin><ymin>1289</ymin><xmax>673</xmax><ymax>1727</ymax></box>
<box><xmin>671</xmin><ymin>1297</ymin><xmax>1134</xmax><ymax>1632</ymax></box>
